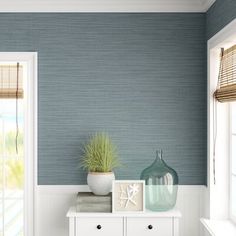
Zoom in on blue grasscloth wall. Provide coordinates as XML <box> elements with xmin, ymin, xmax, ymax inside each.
<box><xmin>207</xmin><ymin>0</ymin><xmax>236</xmax><ymax>39</ymax></box>
<box><xmin>0</xmin><ymin>14</ymin><xmax>206</xmax><ymax>185</ymax></box>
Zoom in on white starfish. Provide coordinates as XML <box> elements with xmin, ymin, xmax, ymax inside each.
<box><xmin>119</xmin><ymin>185</ymin><xmax>126</xmax><ymax>207</ymax></box>
<box><xmin>128</xmin><ymin>184</ymin><xmax>139</xmax><ymax>195</ymax></box>
<box><xmin>119</xmin><ymin>184</ymin><xmax>140</xmax><ymax>208</ymax></box>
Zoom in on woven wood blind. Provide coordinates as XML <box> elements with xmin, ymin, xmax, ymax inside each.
<box><xmin>214</xmin><ymin>45</ymin><xmax>236</xmax><ymax>102</ymax></box>
<box><xmin>0</xmin><ymin>64</ymin><xmax>23</xmax><ymax>99</ymax></box>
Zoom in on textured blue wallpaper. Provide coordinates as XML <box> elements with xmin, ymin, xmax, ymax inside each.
<box><xmin>207</xmin><ymin>0</ymin><xmax>236</xmax><ymax>39</ymax></box>
<box><xmin>0</xmin><ymin>13</ymin><xmax>207</xmax><ymax>185</ymax></box>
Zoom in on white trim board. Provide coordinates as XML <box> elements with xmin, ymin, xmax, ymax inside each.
<box><xmin>201</xmin><ymin>218</ymin><xmax>236</xmax><ymax>236</ymax></box>
<box><xmin>201</xmin><ymin>0</ymin><xmax>216</xmax><ymax>12</ymax></box>
<box><xmin>208</xmin><ymin>19</ymin><xmax>236</xmax><ymax>50</ymax></box>
<box><xmin>0</xmin><ymin>0</ymin><xmax>215</xmax><ymax>12</ymax></box>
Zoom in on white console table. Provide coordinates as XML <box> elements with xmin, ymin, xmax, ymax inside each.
<box><xmin>67</xmin><ymin>206</ymin><xmax>181</xmax><ymax>236</ymax></box>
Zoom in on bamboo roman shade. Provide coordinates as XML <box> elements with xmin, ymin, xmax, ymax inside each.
<box><xmin>0</xmin><ymin>63</ymin><xmax>23</xmax><ymax>99</ymax></box>
<box><xmin>214</xmin><ymin>45</ymin><xmax>236</xmax><ymax>102</ymax></box>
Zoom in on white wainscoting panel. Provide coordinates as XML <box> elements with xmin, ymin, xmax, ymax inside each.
<box><xmin>35</xmin><ymin>185</ymin><xmax>206</xmax><ymax>236</ymax></box>
<box><xmin>175</xmin><ymin>186</ymin><xmax>206</xmax><ymax>236</ymax></box>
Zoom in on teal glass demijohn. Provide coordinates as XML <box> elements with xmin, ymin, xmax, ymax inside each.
<box><xmin>140</xmin><ymin>150</ymin><xmax>178</xmax><ymax>211</ymax></box>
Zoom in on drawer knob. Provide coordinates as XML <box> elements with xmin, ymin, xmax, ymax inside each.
<box><xmin>97</xmin><ymin>225</ymin><xmax>102</xmax><ymax>230</ymax></box>
<box><xmin>148</xmin><ymin>225</ymin><xmax>153</xmax><ymax>230</ymax></box>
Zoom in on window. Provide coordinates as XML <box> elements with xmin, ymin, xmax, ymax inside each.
<box><xmin>0</xmin><ymin>63</ymin><xmax>25</xmax><ymax>235</ymax></box>
<box><xmin>203</xmin><ymin>19</ymin><xmax>236</xmax><ymax>236</ymax></box>
<box><xmin>0</xmin><ymin>98</ymin><xmax>24</xmax><ymax>235</ymax></box>
<box><xmin>213</xmin><ymin>43</ymin><xmax>236</xmax><ymax>222</ymax></box>
<box><xmin>0</xmin><ymin>53</ymin><xmax>37</xmax><ymax>236</ymax></box>
<box><xmin>230</xmin><ymin>102</ymin><xmax>236</xmax><ymax>223</ymax></box>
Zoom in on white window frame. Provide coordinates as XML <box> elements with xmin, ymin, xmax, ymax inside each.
<box><xmin>0</xmin><ymin>52</ymin><xmax>37</xmax><ymax>236</ymax></box>
<box><xmin>207</xmin><ymin>19</ymin><xmax>236</xmax><ymax>221</ymax></box>
<box><xmin>230</xmin><ymin>103</ymin><xmax>236</xmax><ymax>223</ymax></box>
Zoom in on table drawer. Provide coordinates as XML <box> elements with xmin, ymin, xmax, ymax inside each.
<box><xmin>127</xmin><ymin>217</ymin><xmax>173</xmax><ymax>236</ymax></box>
<box><xmin>76</xmin><ymin>217</ymin><xmax>123</xmax><ymax>236</ymax></box>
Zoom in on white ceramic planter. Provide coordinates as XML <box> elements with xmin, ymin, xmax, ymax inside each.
<box><xmin>87</xmin><ymin>172</ymin><xmax>115</xmax><ymax>195</ymax></box>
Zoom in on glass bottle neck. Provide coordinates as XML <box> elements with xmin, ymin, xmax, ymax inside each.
<box><xmin>154</xmin><ymin>149</ymin><xmax>163</xmax><ymax>164</ymax></box>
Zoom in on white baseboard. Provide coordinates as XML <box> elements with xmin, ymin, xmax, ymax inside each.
<box><xmin>35</xmin><ymin>185</ymin><xmax>206</xmax><ymax>236</ymax></box>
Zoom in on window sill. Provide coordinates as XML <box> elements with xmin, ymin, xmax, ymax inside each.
<box><xmin>201</xmin><ymin>218</ymin><xmax>236</xmax><ymax>236</ymax></box>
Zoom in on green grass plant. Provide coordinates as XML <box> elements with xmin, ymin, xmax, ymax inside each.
<box><xmin>81</xmin><ymin>133</ymin><xmax>119</xmax><ymax>172</ymax></box>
